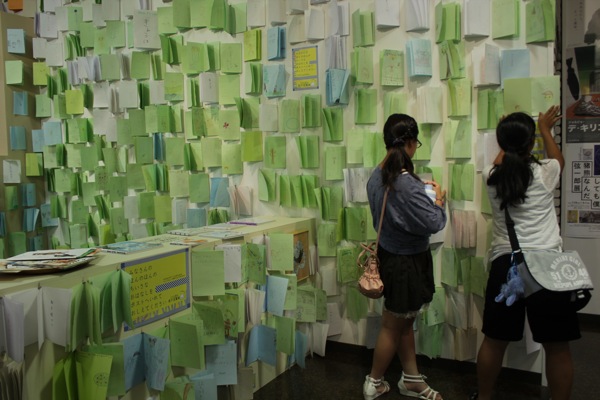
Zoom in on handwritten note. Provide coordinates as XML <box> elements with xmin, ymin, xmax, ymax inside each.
<box><xmin>7</xmin><ymin>29</ymin><xmax>25</xmax><ymax>54</ymax></box>
<box><xmin>3</xmin><ymin>160</ymin><xmax>21</xmax><ymax>183</ymax></box>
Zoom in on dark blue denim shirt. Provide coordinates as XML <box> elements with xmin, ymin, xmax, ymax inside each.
<box><xmin>367</xmin><ymin>168</ymin><xmax>447</xmax><ymax>255</ymax></box>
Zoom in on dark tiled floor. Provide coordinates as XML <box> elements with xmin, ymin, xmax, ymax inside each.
<box><xmin>254</xmin><ymin>316</ymin><xmax>600</xmax><ymax>400</ymax></box>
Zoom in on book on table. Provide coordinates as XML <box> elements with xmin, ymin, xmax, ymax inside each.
<box><xmin>1</xmin><ymin>256</ymin><xmax>97</xmax><ymax>273</ymax></box>
<box><xmin>6</xmin><ymin>248</ymin><xmax>99</xmax><ymax>261</ymax></box>
<box><xmin>169</xmin><ymin>238</ymin><xmax>208</xmax><ymax>247</ymax></box>
<box><xmin>228</xmin><ymin>216</ymin><xmax>276</xmax><ymax>226</ymax></box>
<box><xmin>99</xmin><ymin>241</ymin><xmax>163</xmax><ymax>254</ymax></box>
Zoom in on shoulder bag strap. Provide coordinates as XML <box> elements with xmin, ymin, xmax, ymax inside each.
<box><xmin>504</xmin><ymin>208</ymin><xmax>523</xmax><ymax>259</ymax></box>
<box><xmin>374</xmin><ymin>188</ymin><xmax>390</xmax><ymax>250</ymax></box>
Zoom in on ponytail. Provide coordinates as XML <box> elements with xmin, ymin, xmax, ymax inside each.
<box><xmin>488</xmin><ymin>112</ymin><xmax>538</xmax><ymax>209</ymax></box>
<box><xmin>381</xmin><ymin>114</ymin><xmax>419</xmax><ymax>189</ymax></box>
<box><xmin>381</xmin><ymin>147</ymin><xmax>416</xmax><ymax>189</ymax></box>
<box><xmin>487</xmin><ymin>152</ymin><xmax>535</xmax><ymax>209</ymax></box>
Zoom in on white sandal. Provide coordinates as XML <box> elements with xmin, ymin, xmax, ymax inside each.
<box><xmin>398</xmin><ymin>373</ymin><xmax>441</xmax><ymax>400</ymax></box>
<box><xmin>363</xmin><ymin>375</ymin><xmax>391</xmax><ymax>400</ymax></box>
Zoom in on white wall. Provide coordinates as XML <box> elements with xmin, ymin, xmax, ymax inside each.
<box><xmin>24</xmin><ymin>0</ymin><xmax>561</xmax><ymax>377</ymax></box>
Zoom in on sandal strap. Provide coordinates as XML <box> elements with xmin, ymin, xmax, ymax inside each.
<box><xmin>366</xmin><ymin>376</ymin><xmax>386</xmax><ymax>387</ymax></box>
<box><xmin>380</xmin><ymin>380</ymin><xmax>390</xmax><ymax>392</ymax></box>
<box><xmin>401</xmin><ymin>373</ymin><xmax>427</xmax><ymax>383</ymax></box>
<box><xmin>365</xmin><ymin>375</ymin><xmax>391</xmax><ymax>396</ymax></box>
<box><xmin>418</xmin><ymin>387</ymin><xmax>438</xmax><ymax>400</ymax></box>
<box><xmin>400</xmin><ymin>373</ymin><xmax>440</xmax><ymax>400</ymax></box>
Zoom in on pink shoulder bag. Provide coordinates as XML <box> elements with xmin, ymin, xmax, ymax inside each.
<box><xmin>357</xmin><ymin>188</ymin><xmax>389</xmax><ymax>299</ymax></box>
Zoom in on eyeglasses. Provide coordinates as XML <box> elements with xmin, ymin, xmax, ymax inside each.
<box><xmin>416</xmin><ymin>139</ymin><xmax>422</xmax><ymax>148</ymax></box>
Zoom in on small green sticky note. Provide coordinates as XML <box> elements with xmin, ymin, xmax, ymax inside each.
<box><xmin>189</xmin><ymin>173</ymin><xmax>210</xmax><ymax>203</ymax></box>
<box><xmin>201</xmin><ymin>137</ymin><xmax>222</xmax><ymax>168</ymax></box>
<box><xmin>138</xmin><ymin>192</ymin><xmax>156</xmax><ymax>219</ymax></box>
<box><xmin>65</xmin><ymin>89</ymin><xmax>84</xmax><ymax>115</ymax></box>
<box><xmin>100</xmin><ymin>54</ymin><xmax>121</xmax><ymax>81</ymax></box>
<box><xmin>241</xmin><ymin>131</ymin><xmax>263</xmax><ymax>162</ymax></box>
<box><xmin>33</xmin><ymin>62</ymin><xmax>49</xmax><ymax>86</ymax></box>
<box><xmin>131</xmin><ymin>51</ymin><xmax>151</xmax><ymax>80</ymax></box>
<box><xmin>5</xmin><ymin>60</ymin><xmax>24</xmax><ymax>85</ymax></box>
<box><xmin>165</xmin><ymin>137</ymin><xmax>186</xmax><ymax>166</ymax></box>
<box><xmin>222</xmin><ymin>143</ymin><xmax>243</xmax><ymax>175</ymax></box>
<box><xmin>135</xmin><ymin>137</ymin><xmax>154</xmax><ymax>164</ymax></box>
<box><xmin>165</xmin><ymin>72</ymin><xmax>184</xmax><ymax>102</ymax></box>
<box><xmin>154</xmin><ymin>195</ymin><xmax>172</xmax><ymax>223</ymax></box>
<box><xmin>25</xmin><ymin>153</ymin><xmax>44</xmax><ymax>176</ymax></box>
<box><xmin>264</xmin><ymin>136</ymin><xmax>286</xmax><ymax>169</ymax></box>
<box><xmin>169</xmin><ymin>169</ymin><xmax>190</xmax><ymax>198</ymax></box>
<box><xmin>35</xmin><ymin>95</ymin><xmax>52</xmax><ymax>118</ymax></box>
<box><xmin>220</xmin><ymin>43</ymin><xmax>242</xmax><ymax>74</ymax></box>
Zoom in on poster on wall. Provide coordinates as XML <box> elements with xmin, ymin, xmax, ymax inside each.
<box><xmin>292</xmin><ymin>46</ymin><xmax>319</xmax><ymax>90</ymax></box>
<box><xmin>121</xmin><ymin>248</ymin><xmax>190</xmax><ymax>329</ymax></box>
<box><xmin>564</xmin><ymin>0</ymin><xmax>600</xmax><ymax>237</ymax></box>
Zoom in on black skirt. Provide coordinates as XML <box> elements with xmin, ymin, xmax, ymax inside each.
<box><xmin>378</xmin><ymin>246</ymin><xmax>435</xmax><ymax>316</ymax></box>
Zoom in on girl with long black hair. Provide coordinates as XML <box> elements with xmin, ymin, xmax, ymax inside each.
<box><xmin>363</xmin><ymin>114</ymin><xmax>446</xmax><ymax>400</ymax></box>
<box><xmin>472</xmin><ymin>106</ymin><xmax>580</xmax><ymax>400</ymax></box>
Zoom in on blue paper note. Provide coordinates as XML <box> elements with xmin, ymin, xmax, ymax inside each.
<box><xmin>7</xmin><ymin>29</ymin><xmax>26</xmax><ymax>54</ymax></box>
<box><xmin>187</xmin><ymin>208</ymin><xmax>207</xmax><ymax>228</ymax></box>
<box><xmin>31</xmin><ymin>129</ymin><xmax>45</xmax><ymax>152</ymax></box>
<box><xmin>153</xmin><ymin>133</ymin><xmax>164</xmax><ymax>162</ymax></box>
<box><xmin>23</xmin><ymin>208</ymin><xmax>39</xmax><ymax>232</ymax></box>
<box><xmin>143</xmin><ymin>333</ymin><xmax>170</xmax><ymax>391</ymax></box>
<box><xmin>266</xmin><ymin>275</ymin><xmax>288</xmax><ymax>317</ymax></box>
<box><xmin>267</xmin><ymin>26</ymin><xmax>286</xmax><ymax>60</ymax></box>
<box><xmin>294</xmin><ymin>330</ymin><xmax>308</xmax><ymax>369</ymax></box>
<box><xmin>205</xmin><ymin>340</ymin><xmax>237</xmax><ymax>385</ymax></box>
<box><xmin>28</xmin><ymin>235</ymin><xmax>43</xmax><ymax>251</ymax></box>
<box><xmin>189</xmin><ymin>371</ymin><xmax>218</xmax><ymax>399</ymax></box>
<box><xmin>9</xmin><ymin>126</ymin><xmax>26</xmax><ymax>150</ymax></box>
<box><xmin>326</xmin><ymin>69</ymin><xmax>350</xmax><ymax>106</ymax></box>
<box><xmin>0</xmin><ymin>213</ymin><xmax>5</xmax><ymax>237</ymax></box>
<box><xmin>40</xmin><ymin>203</ymin><xmax>59</xmax><ymax>227</ymax></box>
<box><xmin>122</xmin><ymin>334</ymin><xmax>145</xmax><ymax>391</ymax></box>
<box><xmin>43</xmin><ymin>121</ymin><xmax>63</xmax><ymax>145</ymax></box>
<box><xmin>209</xmin><ymin>177</ymin><xmax>230</xmax><ymax>207</ymax></box>
<box><xmin>263</xmin><ymin>64</ymin><xmax>286</xmax><ymax>98</ymax></box>
<box><xmin>21</xmin><ymin>183</ymin><xmax>36</xmax><ymax>206</ymax></box>
<box><xmin>406</xmin><ymin>39</ymin><xmax>432</xmax><ymax>78</ymax></box>
<box><xmin>246</xmin><ymin>325</ymin><xmax>277</xmax><ymax>367</ymax></box>
<box><xmin>13</xmin><ymin>91</ymin><xmax>28</xmax><ymax>115</ymax></box>
<box><xmin>500</xmin><ymin>49</ymin><xmax>530</xmax><ymax>87</ymax></box>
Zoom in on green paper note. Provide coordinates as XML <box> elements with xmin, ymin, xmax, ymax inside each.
<box><xmin>222</xmin><ymin>142</ymin><xmax>243</xmax><ymax>175</ymax></box>
<box><xmin>258</xmin><ymin>169</ymin><xmax>277</xmax><ymax>202</ymax></box>
<box><xmin>264</xmin><ymin>136</ymin><xmax>286</xmax><ymax>169</ymax></box>
<box><xmin>296</xmin><ymin>135</ymin><xmax>320</xmax><ymax>169</ymax></box>
<box><xmin>355</xmin><ymin>89</ymin><xmax>378</xmax><ymax>124</ymax></box>
<box><xmin>279</xmin><ymin>99</ymin><xmax>301</xmax><ymax>133</ymax></box>
<box><xmin>269</xmin><ymin>233</ymin><xmax>294</xmax><ymax>271</ymax></box>
<box><xmin>322</xmin><ymin>107</ymin><xmax>344</xmax><ymax>142</ymax></box>
<box><xmin>325</xmin><ymin>146</ymin><xmax>347</xmax><ymax>181</ymax></box>
<box><xmin>192</xmin><ymin>249</ymin><xmax>225</xmax><ymax>296</ymax></box>
<box><xmin>241</xmin><ymin>131</ymin><xmax>263</xmax><ymax>162</ymax></box>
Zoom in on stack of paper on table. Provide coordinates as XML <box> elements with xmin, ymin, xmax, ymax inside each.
<box><xmin>2</xmin><ymin>248</ymin><xmax>100</xmax><ymax>273</ymax></box>
<box><xmin>98</xmin><ymin>241</ymin><xmax>163</xmax><ymax>254</ymax></box>
<box><xmin>169</xmin><ymin>224</ymin><xmax>248</xmax><ymax>240</ymax></box>
<box><xmin>169</xmin><ymin>223</ymin><xmax>243</xmax><ymax>235</ymax></box>
<box><xmin>228</xmin><ymin>216</ymin><xmax>275</xmax><ymax>226</ymax></box>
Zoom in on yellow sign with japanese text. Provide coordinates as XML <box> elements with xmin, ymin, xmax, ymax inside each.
<box><xmin>293</xmin><ymin>46</ymin><xmax>319</xmax><ymax>90</ymax></box>
<box><xmin>122</xmin><ymin>248</ymin><xmax>189</xmax><ymax>329</ymax></box>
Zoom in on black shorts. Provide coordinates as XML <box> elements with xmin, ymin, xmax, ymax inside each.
<box><xmin>482</xmin><ymin>254</ymin><xmax>581</xmax><ymax>343</ymax></box>
<box><xmin>378</xmin><ymin>246</ymin><xmax>435</xmax><ymax>315</ymax></box>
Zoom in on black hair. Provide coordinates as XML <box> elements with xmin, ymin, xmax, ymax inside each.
<box><xmin>381</xmin><ymin>114</ymin><xmax>420</xmax><ymax>189</ymax></box>
<box><xmin>487</xmin><ymin>112</ymin><xmax>539</xmax><ymax>209</ymax></box>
